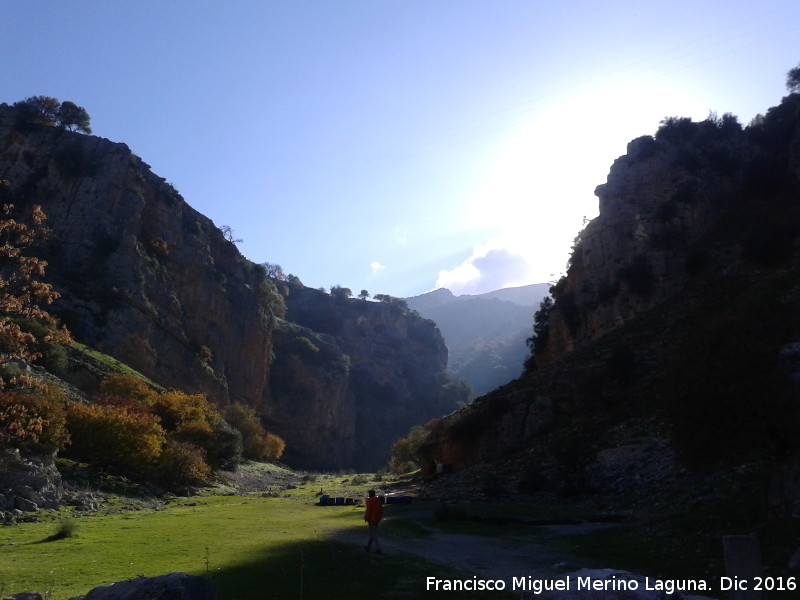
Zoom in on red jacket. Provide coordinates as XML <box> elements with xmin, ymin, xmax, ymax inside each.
<box><xmin>364</xmin><ymin>496</ymin><xmax>384</xmax><ymax>522</ymax></box>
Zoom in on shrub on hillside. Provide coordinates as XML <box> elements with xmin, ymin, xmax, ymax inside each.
<box><xmin>206</xmin><ymin>419</ymin><xmax>243</xmax><ymax>470</ymax></box>
<box><xmin>389</xmin><ymin>419</ymin><xmax>441</xmax><ymax>474</ymax></box>
<box><xmin>388</xmin><ymin>425</ymin><xmax>431</xmax><ymax>474</ymax></box>
<box><xmin>262</xmin><ymin>433</ymin><xmax>286</xmax><ymax>461</ymax></box>
<box><xmin>0</xmin><ymin>386</ymin><xmax>69</xmax><ymax>449</ymax></box>
<box><xmin>154</xmin><ymin>440</ymin><xmax>213</xmax><ymax>488</ymax></box>
<box><xmin>150</xmin><ymin>391</ymin><xmax>218</xmax><ymax>431</ymax></box>
<box><xmin>99</xmin><ymin>373</ymin><xmax>158</xmax><ymax>404</ymax></box>
<box><xmin>222</xmin><ymin>403</ymin><xmax>284</xmax><ymax>461</ymax></box>
<box><xmin>65</xmin><ymin>402</ymin><xmax>165</xmax><ymax>473</ymax></box>
<box><xmin>91</xmin><ymin>375</ymin><xmax>245</xmax><ymax>475</ymax></box>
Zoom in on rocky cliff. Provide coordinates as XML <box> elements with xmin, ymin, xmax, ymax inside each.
<box><xmin>0</xmin><ymin>105</ymin><xmax>274</xmax><ymax>407</ymax></box>
<box><xmin>541</xmin><ymin>102</ymin><xmax>800</xmax><ymax>363</ymax></box>
<box><xmin>283</xmin><ymin>284</ymin><xmax>468</xmax><ymax>470</ymax></box>
<box><xmin>0</xmin><ymin>102</ymin><xmax>466</xmax><ymax>471</ymax></box>
<box><xmin>420</xmin><ymin>93</ymin><xmax>800</xmax><ymax>513</ymax></box>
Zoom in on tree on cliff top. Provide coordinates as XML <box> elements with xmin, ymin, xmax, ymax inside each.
<box><xmin>787</xmin><ymin>63</ymin><xmax>800</xmax><ymax>94</ymax></box>
<box><xmin>58</xmin><ymin>101</ymin><xmax>92</xmax><ymax>133</ymax></box>
<box><xmin>12</xmin><ymin>96</ymin><xmax>92</xmax><ymax>134</ymax></box>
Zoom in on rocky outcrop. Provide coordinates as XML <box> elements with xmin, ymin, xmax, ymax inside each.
<box><xmin>0</xmin><ymin>103</ymin><xmax>467</xmax><ymax>471</ymax></box>
<box><xmin>0</xmin><ymin>444</ymin><xmax>62</xmax><ymax>521</ymax></box>
<box><xmin>266</xmin><ymin>320</ymin><xmax>354</xmax><ymax>470</ymax></box>
<box><xmin>540</xmin><ymin>100</ymin><xmax>800</xmax><ymax>364</ymax></box>
<box><xmin>541</xmin><ymin>121</ymin><xmax>748</xmax><ymax>361</ymax></box>
<box><xmin>421</xmin><ymin>94</ymin><xmax>800</xmax><ymax>500</ymax></box>
<box><xmin>0</xmin><ymin>104</ymin><xmax>274</xmax><ymax>407</ymax></box>
<box><xmin>285</xmin><ymin>285</ymin><xmax>468</xmax><ymax>470</ymax></box>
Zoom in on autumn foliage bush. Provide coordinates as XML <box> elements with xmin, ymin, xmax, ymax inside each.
<box><xmin>99</xmin><ymin>373</ymin><xmax>158</xmax><ymax>404</ymax></box>
<box><xmin>223</xmin><ymin>403</ymin><xmax>285</xmax><ymax>461</ymax></box>
<box><xmin>0</xmin><ymin>385</ymin><xmax>69</xmax><ymax>449</ymax></box>
<box><xmin>155</xmin><ymin>440</ymin><xmax>213</xmax><ymax>487</ymax></box>
<box><xmin>65</xmin><ymin>402</ymin><xmax>166</xmax><ymax>473</ymax></box>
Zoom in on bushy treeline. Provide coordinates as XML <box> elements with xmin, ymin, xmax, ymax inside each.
<box><xmin>0</xmin><ymin>374</ymin><xmax>285</xmax><ymax>489</ymax></box>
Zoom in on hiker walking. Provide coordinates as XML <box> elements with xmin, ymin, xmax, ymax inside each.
<box><xmin>364</xmin><ymin>489</ymin><xmax>384</xmax><ymax>554</ymax></box>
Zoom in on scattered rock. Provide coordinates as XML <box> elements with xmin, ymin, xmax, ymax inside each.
<box><xmin>81</xmin><ymin>573</ymin><xmax>217</xmax><ymax>600</ymax></box>
<box><xmin>13</xmin><ymin>496</ymin><xmax>38</xmax><ymax>513</ymax></box>
<box><xmin>0</xmin><ymin>445</ymin><xmax>62</xmax><ymax>512</ymax></box>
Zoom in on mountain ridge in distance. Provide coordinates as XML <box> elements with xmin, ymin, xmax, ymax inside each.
<box><xmin>406</xmin><ymin>283</ymin><xmax>550</xmax><ymax>396</ymax></box>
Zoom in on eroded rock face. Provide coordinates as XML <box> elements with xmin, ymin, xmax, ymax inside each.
<box><xmin>0</xmin><ymin>104</ymin><xmax>467</xmax><ymax>471</ymax></box>
<box><xmin>285</xmin><ymin>286</ymin><xmax>466</xmax><ymax>471</ymax></box>
<box><xmin>542</xmin><ymin>127</ymin><xmax>749</xmax><ymax>361</ymax></box>
<box><xmin>266</xmin><ymin>320</ymin><xmax>354</xmax><ymax>470</ymax></box>
<box><xmin>0</xmin><ymin>105</ymin><xmax>274</xmax><ymax>407</ymax></box>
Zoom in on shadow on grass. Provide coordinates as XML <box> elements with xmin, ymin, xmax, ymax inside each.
<box><xmin>207</xmin><ymin>537</ymin><xmax>517</xmax><ymax>600</ymax></box>
<box><xmin>32</xmin><ymin>520</ymin><xmax>77</xmax><ymax>544</ymax></box>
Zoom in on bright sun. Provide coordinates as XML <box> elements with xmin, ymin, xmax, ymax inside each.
<box><xmin>455</xmin><ymin>80</ymin><xmax>712</xmax><ymax>286</ymax></box>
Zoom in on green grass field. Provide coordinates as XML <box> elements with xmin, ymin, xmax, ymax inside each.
<box><xmin>0</xmin><ymin>477</ymin><xmax>517</xmax><ymax>600</ymax></box>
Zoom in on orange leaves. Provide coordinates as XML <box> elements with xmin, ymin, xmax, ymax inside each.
<box><xmin>264</xmin><ymin>433</ymin><xmax>286</xmax><ymax>461</ymax></box>
<box><xmin>151</xmin><ymin>391</ymin><xmax>219</xmax><ymax>432</ymax></box>
<box><xmin>0</xmin><ymin>386</ymin><xmax>69</xmax><ymax>449</ymax></box>
<box><xmin>222</xmin><ymin>403</ymin><xmax>285</xmax><ymax>461</ymax></box>
<box><xmin>0</xmin><ymin>203</ymin><xmax>68</xmax><ymax>367</ymax></box>
<box><xmin>65</xmin><ymin>402</ymin><xmax>166</xmax><ymax>472</ymax></box>
<box><xmin>99</xmin><ymin>373</ymin><xmax>158</xmax><ymax>404</ymax></box>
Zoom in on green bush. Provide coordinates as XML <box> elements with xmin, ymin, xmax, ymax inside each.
<box><xmin>207</xmin><ymin>419</ymin><xmax>243</xmax><ymax>470</ymax></box>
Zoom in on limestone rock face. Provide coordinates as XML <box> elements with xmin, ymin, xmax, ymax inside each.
<box><xmin>266</xmin><ymin>320</ymin><xmax>354</xmax><ymax>470</ymax></box>
<box><xmin>542</xmin><ymin>127</ymin><xmax>748</xmax><ymax>361</ymax></box>
<box><xmin>541</xmin><ymin>100</ymin><xmax>800</xmax><ymax>363</ymax></box>
<box><xmin>0</xmin><ymin>104</ymin><xmax>467</xmax><ymax>471</ymax></box>
<box><xmin>0</xmin><ymin>105</ymin><xmax>273</xmax><ymax>407</ymax></box>
<box><xmin>285</xmin><ymin>286</ymin><xmax>465</xmax><ymax>471</ymax></box>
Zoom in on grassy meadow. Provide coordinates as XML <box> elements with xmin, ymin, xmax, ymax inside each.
<box><xmin>0</xmin><ymin>470</ymin><xmax>516</xmax><ymax>600</ymax></box>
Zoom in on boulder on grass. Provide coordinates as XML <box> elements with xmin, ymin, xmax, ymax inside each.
<box><xmin>81</xmin><ymin>573</ymin><xmax>216</xmax><ymax>600</ymax></box>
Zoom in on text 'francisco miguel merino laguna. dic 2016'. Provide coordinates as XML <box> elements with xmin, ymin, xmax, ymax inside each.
<box><xmin>425</xmin><ymin>575</ymin><xmax>716</xmax><ymax>595</ymax></box>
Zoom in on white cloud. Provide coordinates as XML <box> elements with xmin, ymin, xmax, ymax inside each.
<box><xmin>435</xmin><ymin>240</ymin><xmax>545</xmax><ymax>295</ymax></box>
<box><xmin>370</xmin><ymin>261</ymin><xmax>386</xmax><ymax>275</ymax></box>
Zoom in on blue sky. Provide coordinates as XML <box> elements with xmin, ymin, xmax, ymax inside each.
<box><xmin>2</xmin><ymin>1</ymin><xmax>798</xmax><ymax>297</ymax></box>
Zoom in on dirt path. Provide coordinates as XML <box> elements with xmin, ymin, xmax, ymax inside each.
<box><xmin>332</xmin><ymin>504</ymin><xmax>617</xmax><ymax>588</ymax></box>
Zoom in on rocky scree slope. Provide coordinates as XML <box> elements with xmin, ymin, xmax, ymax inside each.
<box><xmin>0</xmin><ymin>103</ymin><xmax>465</xmax><ymax>471</ymax></box>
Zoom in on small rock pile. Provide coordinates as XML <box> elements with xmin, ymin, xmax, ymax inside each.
<box><xmin>0</xmin><ymin>444</ymin><xmax>62</xmax><ymax>523</ymax></box>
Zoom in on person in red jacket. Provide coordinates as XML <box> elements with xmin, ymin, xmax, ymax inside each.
<box><xmin>364</xmin><ymin>489</ymin><xmax>384</xmax><ymax>554</ymax></box>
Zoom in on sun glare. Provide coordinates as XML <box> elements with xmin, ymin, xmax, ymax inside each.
<box><xmin>456</xmin><ymin>79</ymin><xmax>713</xmax><ymax>287</ymax></box>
